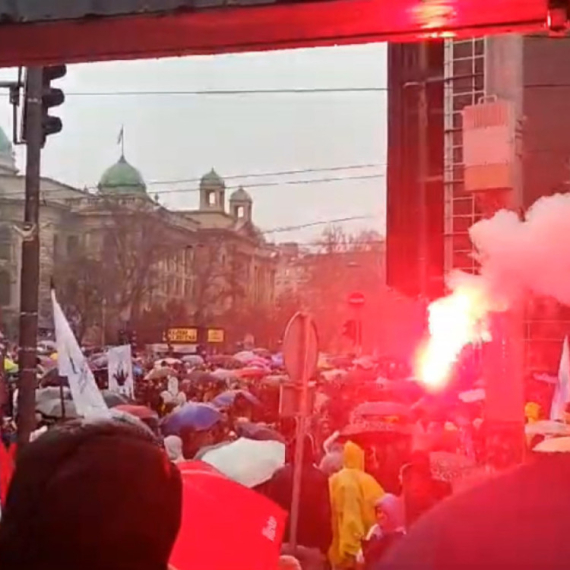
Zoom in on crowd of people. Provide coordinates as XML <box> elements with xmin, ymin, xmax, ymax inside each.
<box><xmin>0</xmin><ymin>339</ymin><xmax>567</xmax><ymax>570</ymax></box>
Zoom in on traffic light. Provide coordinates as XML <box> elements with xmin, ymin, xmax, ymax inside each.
<box><xmin>41</xmin><ymin>65</ymin><xmax>66</xmax><ymax>144</ymax></box>
<box><xmin>342</xmin><ymin>319</ymin><xmax>357</xmax><ymax>341</ymax></box>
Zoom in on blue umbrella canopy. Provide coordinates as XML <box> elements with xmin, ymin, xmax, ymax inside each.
<box><xmin>162</xmin><ymin>402</ymin><xmax>222</xmax><ymax>436</ymax></box>
<box><xmin>212</xmin><ymin>389</ymin><xmax>260</xmax><ymax>409</ymax></box>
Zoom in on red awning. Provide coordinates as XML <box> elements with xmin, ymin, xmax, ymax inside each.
<box><xmin>0</xmin><ymin>0</ymin><xmax>547</xmax><ymax>67</ymax></box>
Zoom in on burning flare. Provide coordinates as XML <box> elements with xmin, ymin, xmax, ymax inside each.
<box><xmin>416</xmin><ymin>276</ymin><xmax>492</xmax><ymax>390</ymax></box>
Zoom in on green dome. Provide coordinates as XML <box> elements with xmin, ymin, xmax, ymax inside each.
<box><xmin>98</xmin><ymin>155</ymin><xmax>146</xmax><ymax>195</ymax></box>
<box><xmin>230</xmin><ymin>186</ymin><xmax>252</xmax><ymax>202</ymax></box>
<box><xmin>0</xmin><ymin>127</ymin><xmax>12</xmax><ymax>154</ymax></box>
<box><xmin>200</xmin><ymin>168</ymin><xmax>224</xmax><ymax>189</ymax></box>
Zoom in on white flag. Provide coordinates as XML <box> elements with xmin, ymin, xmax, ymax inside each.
<box><xmin>108</xmin><ymin>345</ymin><xmax>134</xmax><ymax>398</ymax></box>
<box><xmin>52</xmin><ymin>290</ymin><xmax>110</xmax><ymax>418</ymax></box>
<box><xmin>551</xmin><ymin>336</ymin><xmax>570</xmax><ymax>421</ymax></box>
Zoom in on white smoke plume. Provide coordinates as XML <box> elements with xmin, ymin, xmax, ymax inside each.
<box><xmin>460</xmin><ymin>192</ymin><xmax>570</xmax><ymax>308</ymax></box>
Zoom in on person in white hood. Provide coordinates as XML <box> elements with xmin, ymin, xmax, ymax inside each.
<box><xmin>164</xmin><ymin>435</ymin><xmax>184</xmax><ymax>463</ymax></box>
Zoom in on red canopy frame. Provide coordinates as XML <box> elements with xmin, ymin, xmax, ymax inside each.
<box><xmin>0</xmin><ymin>0</ymin><xmax>548</xmax><ymax>67</ymax></box>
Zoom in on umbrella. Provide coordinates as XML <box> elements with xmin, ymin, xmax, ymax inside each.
<box><xmin>525</xmin><ymin>420</ymin><xmax>570</xmax><ymax>437</ymax></box>
<box><xmin>236</xmin><ymin>367</ymin><xmax>269</xmax><ymax>379</ymax></box>
<box><xmin>36</xmin><ymin>398</ymin><xmax>77</xmax><ymax>419</ymax></box>
<box><xmin>208</xmin><ymin>355</ymin><xmax>244</xmax><ymax>369</ymax></box>
<box><xmin>162</xmin><ymin>402</ymin><xmax>222</xmax><ymax>435</ymax></box>
<box><xmin>37</xmin><ymin>355</ymin><xmax>57</xmax><ymax>369</ymax></box>
<box><xmin>201</xmin><ymin>437</ymin><xmax>285</xmax><ymax>488</ymax></box>
<box><xmin>210</xmin><ymin>368</ymin><xmax>238</xmax><ymax>381</ymax></box>
<box><xmin>170</xmin><ymin>461</ymin><xmax>286</xmax><ymax>570</ymax></box>
<box><xmin>458</xmin><ymin>388</ymin><xmax>486</xmax><ymax>403</ymax></box>
<box><xmin>212</xmin><ymin>389</ymin><xmax>260</xmax><ymax>408</ymax></box>
<box><xmin>533</xmin><ymin>436</ymin><xmax>570</xmax><ymax>453</ymax></box>
<box><xmin>252</xmin><ymin>348</ymin><xmax>271</xmax><ymax>359</ymax></box>
<box><xmin>188</xmin><ymin>370</ymin><xmax>226</xmax><ymax>387</ymax></box>
<box><xmin>36</xmin><ymin>386</ymin><xmax>71</xmax><ymax>405</ymax></box>
<box><xmin>101</xmin><ymin>390</ymin><xmax>131</xmax><ymax>407</ymax></box>
<box><xmin>181</xmin><ymin>354</ymin><xmax>205</xmax><ymax>366</ymax></box>
<box><xmin>89</xmin><ymin>353</ymin><xmax>108</xmax><ymax>369</ymax></box>
<box><xmin>38</xmin><ymin>339</ymin><xmax>56</xmax><ymax>351</ymax></box>
<box><xmin>38</xmin><ymin>367</ymin><xmax>67</xmax><ymax>388</ymax></box>
<box><xmin>234</xmin><ymin>350</ymin><xmax>256</xmax><ymax>364</ymax></box>
<box><xmin>237</xmin><ymin>422</ymin><xmax>286</xmax><ymax>443</ymax></box>
<box><xmin>145</xmin><ymin>367</ymin><xmax>177</xmax><ymax>381</ymax></box>
<box><xmin>114</xmin><ymin>404</ymin><xmax>157</xmax><ymax>421</ymax></box>
<box><xmin>351</xmin><ymin>401</ymin><xmax>412</xmax><ymax>420</ymax></box>
<box><xmin>154</xmin><ymin>358</ymin><xmax>181</xmax><ymax>368</ymax></box>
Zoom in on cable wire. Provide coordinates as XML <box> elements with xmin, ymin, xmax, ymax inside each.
<box><xmin>140</xmin><ymin>162</ymin><xmax>385</xmax><ymax>187</ymax></box>
<box><xmin>0</xmin><ymin>171</ymin><xmax>385</xmax><ymax>201</ymax></box>
<box><xmin>262</xmin><ymin>215</ymin><xmax>374</xmax><ymax>234</ymax></box>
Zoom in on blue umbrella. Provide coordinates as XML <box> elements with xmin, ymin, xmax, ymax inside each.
<box><xmin>212</xmin><ymin>389</ymin><xmax>260</xmax><ymax>409</ymax></box>
<box><xmin>162</xmin><ymin>402</ymin><xmax>222</xmax><ymax>436</ymax></box>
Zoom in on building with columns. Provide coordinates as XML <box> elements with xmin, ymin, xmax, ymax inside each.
<box><xmin>0</xmin><ymin>130</ymin><xmax>276</xmax><ymax>339</ymax></box>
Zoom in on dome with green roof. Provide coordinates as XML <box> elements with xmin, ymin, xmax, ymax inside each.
<box><xmin>200</xmin><ymin>168</ymin><xmax>225</xmax><ymax>189</ymax></box>
<box><xmin>230</xmin><ymin>186</ymin><xmax>252</xmax><ymax>203</ymax></box>
<box><xmin>0</xmin><ymin>125</ymin><xmax>16</xmax><ymax>173</ymax></box>
<box><xmin>98</xmin><ymin>154</ymin><xmax>146</xmax><ymax>195</ymax></box>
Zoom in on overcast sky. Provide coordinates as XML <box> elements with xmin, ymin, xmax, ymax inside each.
<box><xmin>0</xmin><ymin>43</ymin><xmax>387</xmax><ymax>243</ymax></box>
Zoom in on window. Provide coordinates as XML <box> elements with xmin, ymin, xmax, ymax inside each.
<box><xmin>0</xmin><ymin>226</ymin><xmax>11</xmax><ymax>261</ymax></box>
<box><xmin>0</xmin><ymin>270</ymin><xmax>11</xmax><ymax>306</ymax></box>
<box><xmin>53</xmin><ymin>234</ymin><xmax>60</xmax><ymax>259</ymax></box>
<box><xmin>236</xmin><ymin>206</ymin><xmax>244</xmax><ymax>218</ymax></box>
<box><xmin>208</xmin><ymin>191</ymin><xmax>216</xmax><ymax>206</ymax></box>
<box><xmin>66</xmin><ymin>235</ymin><xmax>79</xmax><ymax>256</ymax></box>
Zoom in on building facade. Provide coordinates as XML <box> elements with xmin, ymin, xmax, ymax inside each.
<box><xmin>386</xmin><ymin>41</ymin><xmax>445</xmax><ymax>300</ymax></box>
<box><xmin>0</xmin><ymin>132</ymin><xmax>276</xmax><ymax>339</ymax></box>
<box><xmin>387</xmin><ymin>36</ymin><xmax>570</xmax><ymax>372</ymax></box>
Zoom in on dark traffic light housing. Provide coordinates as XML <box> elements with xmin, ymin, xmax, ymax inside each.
<box><xmin>41</xmin><ymin>65</ymin><xmax>66</xmax><ymax>145</ymax></box>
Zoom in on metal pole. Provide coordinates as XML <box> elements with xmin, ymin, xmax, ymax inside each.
<box><xmin>418</xmin><ymin>41</ymin><xmax>430</xmax><ymax>297</ymax></box>
<box><xmin>289</xmin><ymin>313</ymin><xmax>310</xmax><ymax>550</ymax></box>
<box><xmin>16</xmin><ymin>67</ymin><xmax>43</xmax><ymax>453</ymax></box>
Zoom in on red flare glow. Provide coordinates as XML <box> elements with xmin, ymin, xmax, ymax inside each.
<box><xmin>416</xmin><ymin>285</ymin><xmax>492</xmax><ymax>391</ymax></box>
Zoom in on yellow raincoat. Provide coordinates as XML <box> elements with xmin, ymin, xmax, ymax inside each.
<box><xmin>328</xmin><ymin>441</ymin><xmax>384</xmax><ymax>568</ymax></box>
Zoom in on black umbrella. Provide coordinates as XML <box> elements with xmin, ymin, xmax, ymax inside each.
<box><xmin>237</xmin><ymin>422</ymin><xmax>285</xmax><ymax>443</ymax></box>
<box><xmin>101</xmin><ymin>390</ymin><xmax>132</xmax><ymax>407</ymax></box>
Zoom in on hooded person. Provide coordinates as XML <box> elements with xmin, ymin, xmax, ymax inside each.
<box><xmin>357</xmin><ymin>493</ymin><xmax>406</xmax><ymax>568</ymax></box>
<box><xmin>329</xmin><ymin>441</ymin><xmax>385</xmax><ymax>569</ymax></box>
<box><xmin>164</xmin><ymin>435</ymin><xmax>185</xmax><ymax>463</ymax></box>
<box><xmin>0</xmin><ymin>418</ymin><xmax>182</xmax><ymax>570</ymax></box>
<box><xmin>266</xmin><ymin>434</ymin><xmax>333</xmax><ymax>555</ymax></box>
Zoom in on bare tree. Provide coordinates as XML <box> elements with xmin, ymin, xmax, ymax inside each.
<box><xmin>99</xmin><ymin>198</ymin><xmax>183</xmax><ymax>319</ymax></box>
<box><xmin>57</xmin><ymin>196</ymin><xmax>187</xmax><ymax>339</ymax></box>
<box><xmin>302</xmin><ymin>226</ymin><xmax>386</xmax><ymax>349</ymax></box>
<box><xmin>56</xmin><ymin>251</ymin><xmax>107</xmax><ymax>341</ymax></box>
<box><xmin>192</xmin><ymin>237</ymin><xmax>247</xmax><ymax>327</ymax></box>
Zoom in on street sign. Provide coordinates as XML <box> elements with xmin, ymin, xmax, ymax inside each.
<box><xmin>165</xmin><ymin>327</ymin><xmax>198</xmax><ymax>344</ymax></box>
<box><xmin>281</xmin><ymin>312</ymin><xmax>318</xmax><ymax>550</ymax></box>
<box><xmin>348</xmin><ymin>291</ymin><xmax>365</xmax><ymax>307</ymax></box>
<box><xmin>207</xmin><ymin>328</ymin><xmax>225</xmax><ymax>343</ymax></box>
<box><xmin>282</xmin><ymin>312</ymin><xmax>319</xmax><ymax>382</ymax></box>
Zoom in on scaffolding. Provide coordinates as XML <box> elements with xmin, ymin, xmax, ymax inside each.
<box><xmin>443</xmin><ymin>38</ymin><xmax>486</xmax><ymax>276</ymax></box>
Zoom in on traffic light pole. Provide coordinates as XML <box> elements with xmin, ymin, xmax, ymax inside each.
<box><xmin>16</xmin><ymin>67</ymin><xmax>43</xmax><ymax>453</ymax></box>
